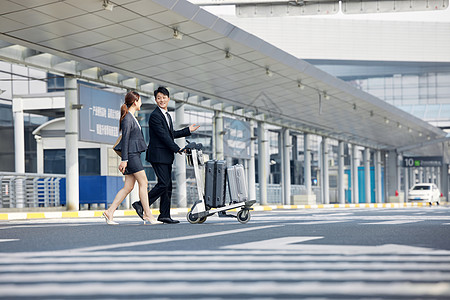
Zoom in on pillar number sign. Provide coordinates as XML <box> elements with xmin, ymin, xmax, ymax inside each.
<box><xmin>403</xmin><ymin>156</ymin><xmax>442</xmax><ymax>168</ymax></box>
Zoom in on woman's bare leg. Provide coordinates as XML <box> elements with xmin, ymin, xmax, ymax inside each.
<box><xmin>104</xmin><ymin>175</ymin><xmax>135</xmax><ymax>220</ymax></box>
<box><xmin>133</xmin><ymin>170</ymin><xmax>158</xmax><ymax>222</ymax></box>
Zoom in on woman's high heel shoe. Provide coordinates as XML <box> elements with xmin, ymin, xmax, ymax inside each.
<box><xmin>143</xmin><ymin>213</ymin><xmax>162</xmax><ymax>225</ymax></box>
<box><xmin>102</xmin><ymin>212</ymin><xmax>119</xmax><ymax>225</ymax></box>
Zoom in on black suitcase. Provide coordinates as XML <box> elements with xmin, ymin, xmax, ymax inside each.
<box><xmin>204</xmin><ymin>160</ymin><xmax>227</xmax><ymax>208</ymax></box>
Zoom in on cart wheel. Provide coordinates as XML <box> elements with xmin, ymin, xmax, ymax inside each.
<box><xmin>198</xmin><ymin>217</ymin><xmax>207</xmax><ymax>224</ymax></box>
<box><xmin>237</xmin><ymin>209</ymin><xmax>251</xmax><ymax>224</ymax></box>
<box><xmin>187</xmin><ymin>212</ymin><xmax>200</xmax><ymax>224</ymax></box>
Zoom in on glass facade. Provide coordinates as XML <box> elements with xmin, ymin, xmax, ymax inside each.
<box><xmin>313</xmin><ymin>61</ymin><xmax>450</xmax><ymax>130</ymax></box>
<box><xmin>44</xmin><ymin>149</ymin><xmax>100</xmax><ymax>176</ymax></box>
<box><xmin>352</xmin><ymin>73</ymin><xmax>450</xmax><ymax>128</ymax></box>
<box><xmin>0</xmin><ymin>62</ymin><xmax>49</xmax><ymax>172</ymax></box>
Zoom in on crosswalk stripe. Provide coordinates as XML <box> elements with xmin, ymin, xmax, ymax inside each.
<box><xmin>2</xmin><ymin>252</ymin><xmax>450</xmax><ymax>263</ymax></box>
<box><xmin>1</xmin><ymin>270</ymin><xmax>449</xmax><ymax>282</ymax></box>
<box><xmin>1</xmin><ymin>252</ymin><xmax>449</xmax><ymax>297</ymax></box>
<box><xmin>0</xmin><ymin>282</ymin><xmax>448</xmax><ymax>297</ymax></box>
<box><xmin>1</xmin><ymin>261</ymin><xmax>449</xmax><ymax>272</ymax></box>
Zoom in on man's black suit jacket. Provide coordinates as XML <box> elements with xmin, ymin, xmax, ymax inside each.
<box><xmin>146</xmin><ymin>107</ymin><xmax>191</xmax><ymax>164</ymax></box>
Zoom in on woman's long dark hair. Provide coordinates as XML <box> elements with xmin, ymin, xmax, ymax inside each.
<box><xmin>120</xmin><ymin>91</ymin><xmax>140</xmax><ymax>130</ymax></box>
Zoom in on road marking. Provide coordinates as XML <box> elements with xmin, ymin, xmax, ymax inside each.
<box><xmin>2</xmin><ymin>269</ymin><xmax>450</xmax><ymax>282</ymax></box>
<box><xmin>289</xmin><ymin>220</ymin><xmax>348</xmax><ymax>225</ymax></box>
<box><xmin>361</xmin><ymin>220</ymin><xmax>423</xmax><ymax>225</ymax></box>
<box><xmin>0</xmin><ymin>281</ymin><xmax>448</xmax><ymax>297</ymax></box>
<box><xmin>3</xmin><ymin>260</ymin><xmax>449</xmax><ymax>272</ymax></box>
<box><xmin>0</xmin><ymin>239</ymin><xmax>19</xmax><ymax>243</ymax></box>
<box><xmin>72</xmin><ymin>225</ymin><xmax>281</xmax><ymax>252</ymax></box>
<box><xmin>223</xmin><ymin>236</ymin><xmax>450</xmax><ymax>255</ymax></box>
<box><xmin>2</xmin><ymin>251</ymin><xmax>450</xmax><ymax>263</ymax></box>
<box><xmin>0</xmin><ymin>223</ymin><xmax>93</xmax><ymax>230</ymax></box>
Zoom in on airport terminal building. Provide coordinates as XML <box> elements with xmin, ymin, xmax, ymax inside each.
<box><xmin>0</xmin><ymin>0</ymin><xmax>448</xmax><ymax>210</ymax></box>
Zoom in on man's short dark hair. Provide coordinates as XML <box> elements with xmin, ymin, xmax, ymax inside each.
<box><xmin>154</xmin><ymin>86</ymin><xmax>169</xmax><ymax>98</ymax></box>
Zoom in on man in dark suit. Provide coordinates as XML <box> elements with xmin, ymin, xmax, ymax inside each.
<box><xmin>133</xmin><ymin>87</ymin><xmax>199</xmax><ymax>224</ymax></box>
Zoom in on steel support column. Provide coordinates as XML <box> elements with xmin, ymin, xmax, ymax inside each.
<box><xmin>338</xmin><ymin>141</ymin><xmax>345</xmax><ymax>204</ymax></box>
<box><xmin>375</xmin><ymin>150</ymin><xmax>382</xmax><ymax>203</ymax></box>
<box><xmin>248</xmin><ymin>120</ymin><xmax>256</xmax><ymax>201</ymax></box>
<box><xmin>64</xmin><ymin>75</ymin><xmax>79</xmax><ymax>211</ymax></box>
<box><xmin>214</xmin><ymin>111</ymin><xmax>224</xmax><ymax>160</ymax></box>
<box><xmin>351</xmin><ymin>145</ymin><xmax>359</xmax><ymax>203</ymax></box>
<box><xmin>304</xmin><ymin>133</ymin><xmax>311</xmax><ymax>195</ymax></box>
<box><xmin>258</xmin><ymin>122</ymin><xmax>268</xmax><ymax>205</ymax></box>
<box><xmin>386</xmin><ymin>150</ymin><xmax>398</xmax><ymax>198</ymax></box>
<box><xmin>364</xmin><ymin>148</ymin><xmax>371</xmax><ymax>203</ymax></box>
<box><xmin>282</xmin><ymin>128</ymin><xmax>291</xmax><ymax>205</ymax></box>
<box><xmin>322</xmin><ymin>137</ymin><xmax>329</xmax><ymax>204</ymax></box>
<box><xmin>175</xmin><ymin>102</ymin><xmax>187</xmax><ymax>208</ymax></box>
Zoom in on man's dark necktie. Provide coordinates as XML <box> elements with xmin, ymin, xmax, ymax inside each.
<box><xmin>166</xmin><ymin>112</ymin><xmax>173</xmax><ymax>132</ymax></box>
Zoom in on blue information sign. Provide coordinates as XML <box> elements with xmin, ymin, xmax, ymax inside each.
<box><xmin>78</xmin><ymin>85</ymin><xmax>123</xmax><ymax>144</ymax></box>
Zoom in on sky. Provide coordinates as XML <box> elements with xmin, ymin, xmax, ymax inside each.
<box><xmin>202</xmin><ymin>3</ymin><xmax>450</xmax><ymax>22</ymax></box>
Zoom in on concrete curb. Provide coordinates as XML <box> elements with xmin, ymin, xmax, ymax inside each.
<box><xmin>0</xmin><ymin>202</ymin><xmax>445</xmax><ymax>221</ymax></box>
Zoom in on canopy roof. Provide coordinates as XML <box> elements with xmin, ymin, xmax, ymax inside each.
<box><xmin>0</xmin><ymin>0</ymin><xmax>446</xmax><ymax>151</ymax></box>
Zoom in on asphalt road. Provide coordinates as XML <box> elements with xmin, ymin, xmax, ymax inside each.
<box><xmin>1</xmin><ymin>206</ymin><xmax>450</xmax><ymax>299</ymax></box>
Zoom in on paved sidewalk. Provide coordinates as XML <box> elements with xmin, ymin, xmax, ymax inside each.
<box><xmin>0</xmin><ymin>201</ymin><xmax>443</xmax><ymax>220</ymax></box>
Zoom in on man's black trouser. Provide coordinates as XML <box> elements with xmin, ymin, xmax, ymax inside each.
<box><xmin>148</xmin><ymin>163</ymin><xmax>172</xmax><ymax>218</ymax></box>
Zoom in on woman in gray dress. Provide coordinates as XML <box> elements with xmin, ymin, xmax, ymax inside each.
<box><xmin>102</xmin><ymin>91</ymin><xmax>160</xmax><ymax>225</ymax></box>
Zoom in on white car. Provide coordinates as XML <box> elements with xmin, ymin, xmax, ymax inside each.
<box><xmin>408</xmin><ymin>183</ymin><xmax>441</xmax><ymax>205</ymax></box>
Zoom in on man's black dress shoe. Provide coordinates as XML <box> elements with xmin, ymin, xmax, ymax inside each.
<box><xmin>132</xmin><ymin>201</ymin><xmax>144</xmax><ymax>220</ymax></box>
<box><xmin>157</xmin><ymin>217</ymin><xmax>180</xmax><ymax>224</ymax></box>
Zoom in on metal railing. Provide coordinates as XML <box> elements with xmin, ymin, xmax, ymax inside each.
<box><xmin>0</xmin><ymin>172</ymin><xmax>65</xmax><ymax>208</ymax></box>
<box><xmin>255</xmin><ymin>184</ymin><xmax>309</xmax><ymax>205</ymax></box>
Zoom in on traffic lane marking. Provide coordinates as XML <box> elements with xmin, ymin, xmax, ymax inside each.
<box><xmin>0</xmin><ymin>239</ymin><xmax>19</xmax><ymax>243</ymax></box>
<box><xmin>70</xmin><ymin>224</ymin><xmax>282</xmax><ymax>252</ymax></box>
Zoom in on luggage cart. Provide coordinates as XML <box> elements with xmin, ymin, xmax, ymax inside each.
<box><xmin>184</xmin><ymin>142</ymin><xmax>256</xmax><ymax>224</ymax></box>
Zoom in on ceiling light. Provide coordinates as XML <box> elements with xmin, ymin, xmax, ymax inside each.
<box><xmin>427</xmin><ymin>136</ymin><xmax>431</xmax><ymax>140</ymax></box>
<box><xmin>297</xmin><ymin>81</ymin><xmax>305</xmax><ymax>90</ymax></box>
<box><xmin>397</xmin><ymin>123</ymin><xmax>402</xmax><ymax>128</ymax></box>
<box><xmin>173</xmin><ymin>28</ymin><xmax>183</xmax><ymax>40</ymax></box>
<box><xmin>385</xmin><ymin>118</ymin><xmax>390</xmax><ymax>124</ymax></box>
<box><xmin>225</xmin><ymin>50</ymin><xmax>232</xmax><ymax>60</ymax></box>
<box><xmin>419</xmin><ymin>132</ymin><xmax>422</xmax><ymax>137</ymax></box>
<box><xmin>323</xmin><ymin>92</ymin><xmax>330</xmax><ymax>100</ymax></box>
<box><xmin>288</xmin><ymin>0</ymin><xmax>305</xmax><ymax>6</ymax></box>
<box><xmin>71</xmin><ymin>104</ymin><xmax>84</xmax><ymax>110</ymax></box>
<box><xmin>408</xmin><ymin>128</ymin><xmax>412</xmax><ymax>133</ymax></box>
<box><xmin>102</xmin><ymin>0</ymin><xmax>114</xmax><ymax>11</ymax></box>
<box><xmin>265</xmin><ymin>68</ymin><xmax>272</xmax><ymax>77</ymax></box>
